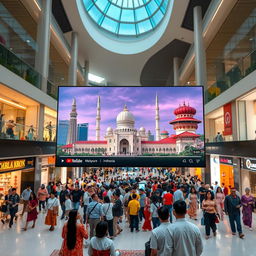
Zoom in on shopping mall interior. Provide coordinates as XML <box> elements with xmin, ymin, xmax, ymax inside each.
<box><xmin>0</xmin><ymin>0</ymin><xmax>256</xmax><ymax>255</ymax></box>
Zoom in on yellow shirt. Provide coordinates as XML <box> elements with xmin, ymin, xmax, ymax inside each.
<box><xmin>130</xmin><ymin>193</ymin><xmax>140</xmax><ymax>200</ymax></box>
<box><xmin>128</xmin><ymin>199</ymin><xmax>140</xmax><ymax>215</ymax></box>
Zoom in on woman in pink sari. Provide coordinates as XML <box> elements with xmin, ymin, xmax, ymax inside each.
<box><xmin>187</xmin><ymin>186</ymin><xmax>198</xmax><ymax>220</ymax></box>
<box><xmin>215</xmin><ymin>187</ymin><xmax>225</xmax><ymax>221</ymax></box>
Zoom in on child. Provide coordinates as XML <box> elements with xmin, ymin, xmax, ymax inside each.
<box><xmin>64</xmin><ymin>194</ymin><xmax>72</xmax><ymax>220</ymax></box>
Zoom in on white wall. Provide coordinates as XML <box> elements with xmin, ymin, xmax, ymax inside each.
<box><xmin>246</xmin><ymin>100</ymin><xmax>256</xmax><ymax>140</ymax></box>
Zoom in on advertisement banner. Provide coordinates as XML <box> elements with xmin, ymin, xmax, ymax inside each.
<box><xmin>210</xmin><ymin>155</ymin><xmax>220</xmax><ymax>185</ymax></box>
<box><xmin>241</xmin><ymin>158</ymin><xmax>256</xmax><ymax>171</ymax></box>
<box><xmin>223</xmin><ymin>103</ymin><xmax>232</xmax><ymax>135</ymax></box>
<box><xmin>219</xmin><ymin>156</ymin><xmax>233</xmax><ymax>165</ymax></box>
<box><xmin>0</xmin><ymin>158</ymin><xmax>34</xmax><ymax>173</ymax></box>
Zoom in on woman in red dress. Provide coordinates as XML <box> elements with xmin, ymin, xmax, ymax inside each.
<box><xmin>23</xmin><ymin>192</ymin><xmax>38</xmax><ymax>231</ymax></box>
<box><xmin>142</xmin><ymin>192</ymin><xmax>152</xmax><ymax>231</ymax></box>
<box><xmin>60</xmin><ymin>210</ymin><xmax>88</xmax><ymax>256</ymax></box>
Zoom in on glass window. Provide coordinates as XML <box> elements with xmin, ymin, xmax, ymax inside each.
<box><xmin>84</xmin><ymin>0</ymin><xmax>169</xmax><ymax>36</ymax></box>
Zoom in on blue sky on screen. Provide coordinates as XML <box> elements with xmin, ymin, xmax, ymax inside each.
<box><xmin>58</xmin><ymin>87</ymin><xmax>204</xmax><ymax>141</ymax></box>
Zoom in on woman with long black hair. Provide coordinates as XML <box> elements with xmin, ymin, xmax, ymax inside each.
<box><xmin>60</xmin><ymin>210</ymin><xmax>88</xmax><ymax>256</ymax></box>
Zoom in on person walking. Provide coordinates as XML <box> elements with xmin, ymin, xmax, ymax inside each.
<box><xmin>60</xmin><ymin>210</ymin><xmax>88</xmax><ymax>256</ymax></box>
<box><xmin>142</xmin><ymin>191</ymin><xmax>152</xmax><ymax>231</ymax></box>
<box><xmin>82</xmin><ymin>185</ymin><xmax>90</xmax><ymax>224</ymax></box>
<box><xmin>64</xmin><ymin>194</ymin><xmax>73</xmax><ymax>219</ymax></box>
<box><xmin>128</xmin><ymin>193</ymin><xmax>140</xmax><ymax>232</ymax></box>
<box><xmin>150</xmin><ymin>206</ymin><xmax>171</xmax><ymax>256</ymax></box>
<box><xmin>198</xmin><ymin>182</ymin><xmax>206</xmax><ymax>209</ymax></box>
<box><xmin>224</xmin><ymin>188</ymin><xmax>245</xmax><ymax>238</ymax></box>
<box><xmin>37</xmin><ymin>184</ymin><xmax>48</xmax><ymax>213</ymax></box>
<box><xmin>165</xmin><ymin>200</ymin><xmax>203</xmax><ymax>256</ymax></box>
<box><xmin>162</xmin><ymin>188</ymin><xmax>173</xmax><ymax>223</ymax></box>
<box><xmin>202</xmin><ymin>191</ymin><xmax>217</xmax><ymax>239</ymax></box>
<box><xmin>102</xmin><ymin>196</ymin><xmax>114</xmax><ymax>239</ymax></box>
<box><xmin>241</xmin><ymin>187</ymin><xmax>254</xmax><ymax>231</ymax></box>
<box><xmin>112</xmin><ymin>191</ymin><xmax>123</xmax><ymax>236</ymax></box>
<box><xmin>88</xmin><ymin>221</ymin><xmax>117</xmax><ymax>256</ymax></box>
<box><xmin>150</xmin><ymin>195</ymin><xmax>162</xmax><ymax>229</ymax></box>
<box><xmin>139</xmin><ymin>188</ymin><xmax>146</xmax><ymax>222</ymax></box>
<box><xmin>215</xmin><ymin>187</ymin><xmax>225</xmax><ymax>221</ymax></box>
<box><xmin>21</xmin><ymin>185</ymin><xmax>32</xmax><ymax>216</ymax></box>
<box><xmin>173</xmin><ymin>185</ymin><xmax>184</xmax><ymax>203</ymax></box>
<box><xmin>7</xmin><ymin>188</ymin><xmax>20</xmax><ymax>228</ymax></box>
<box><xmin>45</xmin><ymin>192</ymin><xmax>59</xmax><ymax>231</ymax></box>
<box><xmin>187</xmin><ymin>186</ymin><xmax>198</xmax><ymax>220</ymax></box>
<box><xmin>86</xmin><ymin>193</ymin><xmax>103</xmax><ymax>239</ymax></box>
<box><xmin>71</xmin><ymin>185</ymin><xmax>82</xmax><ymax>210</ymax></box>
<box><xmin>60</xmin><ymin>186</ymin><xmax>69</xmax><ymax>219</ymax></box>
<box><xmin>23</xmin><ymin>192</ymin><xmax>38</xmax><ymax>231</ymax></box>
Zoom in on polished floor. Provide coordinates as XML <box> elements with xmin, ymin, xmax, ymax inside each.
<box><xmin>0</xmin><ymin>207</ymin><xmax>256</xmax><ymax>256</ymax></box>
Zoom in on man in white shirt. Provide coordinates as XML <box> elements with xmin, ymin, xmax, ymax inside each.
<box><xmin>150</xmin><ymin>206</ymin><xmax>171</xmax><ymax>256</ymax></box>
<box><xmin>164</xmin><ymin>200</ymin><xmax>203</xmax><ymax>256</ymax></box>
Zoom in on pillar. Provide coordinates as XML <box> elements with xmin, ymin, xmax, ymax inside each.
<box><xmin>35</xmin><ymin>0</ymin><xmax>52</xmax><ymax>93</ymax></box>
<box><xmin>193</xmin><ymin>6</ymin><xmax>207</xmax><ymax>86</ymax></box>
<box><xmin>83</xmin><ymin>60</ymin><xmax>89</xmax><ymax>86</ymax></box>
<box><xmin>173</xmin><ymin>57</ymin><xmax>180</xmax><ymax>85</ymax></box>
<box><xmin>38</xmin><ymin>104</ymin><xmax>45</xmax><ymax>141</ymax></box>
<box><xmin>68</xmin><ymin>32</ymin><xmax>78</xmax><ymax>86</ymax></box>
<box><xmin>34</xmin><ymin>157</ymin><xmax>42</xmax><ymax>191</ymax></box>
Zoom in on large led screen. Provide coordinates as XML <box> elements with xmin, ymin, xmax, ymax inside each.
<box><xmin>56</xmin><ymin>86</ymin><xmax>205</xmax><ymax>167</ymax></box>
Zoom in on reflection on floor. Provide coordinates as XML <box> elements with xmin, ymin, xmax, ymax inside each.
<box><xmin>0</xmin><ymin>208</ymin><xmax>256</xmax><ymax>256</ymax></box>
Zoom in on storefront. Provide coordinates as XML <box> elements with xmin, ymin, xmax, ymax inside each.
<box><xmin>0</xmin><ymin>157</ymin><xmax>35</xmax><ymax>195</ymax></box>
<box><xmin>241</xmin><ymin>158</ymin><xmax>256</xmax><ymax>197</ymax></box>
<box><xmin>0</xmin><ymin>84</ymin><xmax>39</xmax><ymax>140</ymax></box>
<box><xmin>210</xmin><ymin>155</ymin><xmax>235</xmax><ymax>189</ymax></box>
<box><xmin>41</xmin><ymin>156</ymin><xmax>57</xmax><ymax>185</ymax></box>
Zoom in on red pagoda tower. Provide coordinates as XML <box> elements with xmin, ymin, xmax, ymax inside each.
<box><xmin>169</xmin><ymin>102</ymin><xmax>201</xmax><ymax>152</ymax></box>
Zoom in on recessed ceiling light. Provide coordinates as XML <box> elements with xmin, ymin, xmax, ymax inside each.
<box><xmin>26</xmin><ymin>39</ymin><xmax>31</xmax><ymax>43</ymax></box>
<box><xmin>88</xmin><ymin>73</ymin><xmax>105</xmax><ymax>84</ymax></box>
<box><xmin>249</xmin><ymin>38</ymin><xmax>254</xmax><ymax>41</ymax></box>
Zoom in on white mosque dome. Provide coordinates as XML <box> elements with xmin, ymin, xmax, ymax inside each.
<box><xmin>139</xmin><ymin>127</ymin><xmax>146</xmax><ymax>132</ymax></box>
<box><xmin>107</xmin><ymin>127</ymin><xmax>113</xmax><ymax>132</ymax></box>
<box><xmin>116</xmin><ymin>105</ymin><xmax>135</xmax><ymax>129</ymax></box>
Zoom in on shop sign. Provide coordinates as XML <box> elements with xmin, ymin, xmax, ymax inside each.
<box><xmin>223</xmin><ymin>103</ymin><xmax>232</xmax><ymax>136</ymax></box>
<box><xmin>220</xmin><ymin>157</ymin><xmax>233</xmax><ymax>165</ymax></box>
<box><xmin>0</xmin><ymin>158</ymin><xmax>34</xmax><ymax>173</ymax></box>
<box><xmin>242</xmin><ymin>158</ymin><xmax>256</xmax><ymax>171</ymax></box>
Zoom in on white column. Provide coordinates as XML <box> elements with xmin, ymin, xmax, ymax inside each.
<box><xmin>155</xmin><ymin>94</ymin><xmax>160</xmax><ymax>141</ymax></box>
<box><xmin>69</xmin><ymin>32</ymin><xmax>78</xmax><ymax>86</ymax></box>
<box><xmin>35</xmin><ymin>0</ymin><xmax>52</xmax><ymax>93</ymax></box>
<box><xmin>83</xmin><ymin>60</ymin><xmax>89</xmax><ymax>86</ymax></box>
<box><xmin>38</xmin><ymin>104</ymin><xmax>45</xmax><ymax>141</ymax></box>
<box><xmin>194</xmin><ymin>6</ymin><xmax>207</xmax><ymax>86</ymax></box>
<box><xmin>173</xmin><ymin>57</ymin><xmax>180</xmax><ymax>85</ymax></box>
<box><xmin>96</xmin><ymin>96</ymin><xmax>101</xmax><ymax>140</ymax></box>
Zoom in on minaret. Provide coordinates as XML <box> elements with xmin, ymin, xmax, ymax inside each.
<box><xmin>67</xmin><ymin>98</ymin><xmax>77</xmax><ymax>144</ymax></box>
<box><xmin>96</xmin><ymin>96</ymin><xmax>101</xmax><ymax>141</ymax></box>
<box><xmin>155</xmin><ymin>93</ymin><xmax>160</xmax><ymax>141</ymax></box>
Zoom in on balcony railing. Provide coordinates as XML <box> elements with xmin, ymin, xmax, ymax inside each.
<box><xmin>205</xmin><ymin>49</ymin><xmax>256</xmax><ymax>103</ymax></box>
<box><xmin>0</xmin><ymin>43</ymin><xmax>58</xmax><ymax>100</ymax></box>
<box><xmin>0</xmin><ymin>120</ymin><xmax>56</xmax><ymax>142</ymax></box>
<box><xmin>0</xmin><ymin>43</ymin><xmax>41</xmax><ymax>89</ymax></box>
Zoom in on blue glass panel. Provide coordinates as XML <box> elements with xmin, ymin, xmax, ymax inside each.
<box><xmin>106</xmin><ymin>4</ymin><xmax>121</xmax><ymax>20</ymax></box>
<box><xmin>123</xmin><ymin>0</ymin><xmax>129</xmax><ymax>8</ymax></box>
<box><xmin>95</xmin><ymin>0</ymin><xmax>109</xmax><ymax>11</ymax></box>
<box><xmin>116</xmin><ymin>0</ymin><xmax>123</xmax><ymax>7</ymax></box>
<box><xmin>83</xmin><ymin>0</ymin><xmax>94</xmax><ymax>10</ymax></box>
<box><xmin>101</xmin><ymin>17</ymin><xmax>118</xmax><ymax>33</ymax></box>
<box><xmin>138</xmin><ymin>19</ymin><xmax>152</xmax><ymax>34</ymax></box>
<box><xmin>121</xmin><ymin>9</ymin><xmax>135</xmax><ymax>22</ymax></box>
<box><xmin>135</xmin><ymin>7</ymin><xmax>148</xmax><ymax>21</ymax></box>
<box><xmin>119</xmin><ymin>23</ymin><xmax>136</xmax><ymax>35</ymax></box>
<box><xmin>147</xmin><ymin>1</ymin><xmax>159</xmax><ymax>15</ymax></box>
<box><xmin>133</xmin><ymin>0</ymin><xmax>140</xmax><ymax>8</ymax></box>
<box><xmin>88</xmin><ymin>5</ymin><xmax>103</xmax><ymax>23</ymax></box>
<box><xmin>161</xmin><ymin>0</ymin><xmax>168</xmax><ymax>10</ymax></box>
<box><xmin>152</xmin><ymin>9</ymin><xmax>164</xmax><ymax>25</ymax></box>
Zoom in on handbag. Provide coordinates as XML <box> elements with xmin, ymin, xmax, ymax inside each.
<box><xmin>145</xmin><ymin>240</ymin><xmax>151</xmax><ymax>256</ymax></box>
<box><xmin>215</xmin><ymin>213</ymin><xmax>220</xmax><ymax>224</ymax></box>
<box><xmin>0</xmin><ymin>204</ymin><xmax>7</xmax><ymax>213</ymax></box>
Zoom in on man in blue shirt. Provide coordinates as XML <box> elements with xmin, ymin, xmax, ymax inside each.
<box><xmin>173</xmin><ymin>185</ymin><xmax>185</xmax><ymax>202</ymax></box>
<box><xmin>7</xmin><ymin>188</ymin><xmax>20</xmax><ymax>228</ymax></box>
<box><xmin>21</xmin><ymin>185</ymin><xmax>32</xmax><ymax>216</ymax></box>
<box><xmin>86</xmin><ymin>193</ymin><xmax>103</xmax><ymax>238</ymax></box>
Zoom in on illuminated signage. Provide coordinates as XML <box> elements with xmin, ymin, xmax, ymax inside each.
<box><xmin>0</xmin><ymin>158</ymin><xmax>34</xmax><ymax>173</ymax></box>
<box><xmin>219</xmin><ymin>157</ymin><xmax>233</xmax><ymax>165</ymax></box>
<box><xmin>242</xmin><ymin>158</ymin><xmax>256</xmax><ymax>171</ymax></box>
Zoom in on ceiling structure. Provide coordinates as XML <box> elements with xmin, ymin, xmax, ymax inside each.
<box><xmin>59</xmin><ymin>0</ymin><xmax>213</xmax><ymax>85</ymax></box>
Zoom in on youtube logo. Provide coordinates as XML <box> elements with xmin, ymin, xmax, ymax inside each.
<box><xmin>66</xmin><ymin>158</ymin><xmax>72</xmax><ymax>163</ymax></box>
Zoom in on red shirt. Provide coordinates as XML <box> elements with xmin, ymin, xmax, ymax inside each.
<box><xmin>163</xmin><ymin>193</ymin><xmax>173</xmax><ymax>205</ymax></box>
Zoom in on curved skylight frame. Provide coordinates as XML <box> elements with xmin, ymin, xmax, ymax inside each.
<box><xmin>83</xmin><ymin>0</ymin><xmax>170</xmax><ymax>37</ymax></box>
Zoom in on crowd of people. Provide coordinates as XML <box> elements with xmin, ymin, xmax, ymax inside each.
<box><xmin>0</xmin><ymin>168</ymin><xmax>255</xmax><ymax>256</ymax></box>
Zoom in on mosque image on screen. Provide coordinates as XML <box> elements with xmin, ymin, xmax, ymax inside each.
<box><xmin>57</xmin><ymin>87</ymin><xmax>204</xmax><ymax>165</ymax></box>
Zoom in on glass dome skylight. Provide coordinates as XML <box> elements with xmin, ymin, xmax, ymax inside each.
<box><xmin>83</xmin><ymin>0</ymin><xmax>169</xmax><ymax>36</ymax></box>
